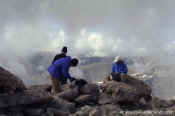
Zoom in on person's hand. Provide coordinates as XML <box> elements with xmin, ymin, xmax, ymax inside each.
<box><xmin>70</xmin><ymin>77</ymin><xmax>76</xmax><ymax>82</ymax></box>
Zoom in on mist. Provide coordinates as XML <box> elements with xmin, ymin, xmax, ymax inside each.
<box><xmin>0</xmin><ymin>0</ymin><xmax>175</xmax><ymax>99</ymax></box>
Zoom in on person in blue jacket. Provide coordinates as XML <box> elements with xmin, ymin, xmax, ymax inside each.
<box><xmin>48</xmin><ymin>56</ymin><xmax>78</xmax><ymax>95</ymax></box>
<box><xmin>111</xmin><ymin>56</ymin><xmax>128</xmax><ymax>81</ymax></box>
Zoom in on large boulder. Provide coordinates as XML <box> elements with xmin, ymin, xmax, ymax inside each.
<box><xmin>56</xmin><ymin>87</ymin><xmax>80</xmax><ymax>102</ymax></box>
<box><xmin>50</xmin><ymin>96</ymin><xmax>76</xmax><ymax>113</ymax></box>
<box><xmin>79</xmin><ymin>84</ymin><xmax>100</xmax><ymax>104</ymax></box>
<box><xmin>28</xmin><ymin>84</ymin><xmax>51</xmax><ymax>93</ymax></box>
<box><xmin>75</xmin><ymin>95</ymin><xmax>97</xmax><ymax>106</ymax></box>
<box><xmin>23</xmin><ymin>108</ymin><xmax>45</xmax><ymax>116</ymax></box>
<box><xmin>70</xmin><ymin>105</ymin><xmax>94</xmax><ymax>116</ymax></box>
<box><xmin>151</xmin><ymin>97</ymin><xmax>175</xmax><ymax>110</ymax></box>
<box><xmin>46</xmin><ymin>108</ymin><xmax>69</xmax><ymax>116</ymax></box>
<box><xmin>24</xmin><ymin>88</ymin><xmax>51</xmax><ymax>97</ymax></box>
<box><xmin>101</xmin><ymin>81</ymin><xmax>140</xmax><ymax>104</ymax></box>
<box><xmin>0</xmin><ymin>92</ymin><xmax>53</xmax><ymax>108</ymax></box>
<box><xmin>70</xmin><ymin>105</ymin><xmax>121</xmax><ymax>116</ymax></box>
<box><xmin>121</xmin><ymin>75</ymin><xmax>152</xmax><ymax>101</ymax></box>
<box><xmin>0</xmin><ymin>67</ymin><xmax>26</xmax><ymax>93</ymax></box>
<box><xmin>98</xmin><ymin>104</ymin><xmax>121</xmax><ymax>116</ymax></box>
<box><xmin>98</xmin><ymin>93</ymin><xmax>114</xmax><ymax>105</ymax></box>
<box><xmin>102</xmin><ymin>74</ymin><xmax>152</xmax><ymax>104</ymax></box>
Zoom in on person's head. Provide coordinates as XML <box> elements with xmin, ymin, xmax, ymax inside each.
<box><xmin>61</xmin><ymin>46</ymin><xmax>67</xmax><ymax>54</ymax></box>
<box><xmin>71</xmin><ymin>58</ymin><xmax>79</xmax><ymax>67</ymax></box>
<box><xmin>113</xmin><ymin>56</ymin><xmax>120</xmax><ymax>63</ymax></box>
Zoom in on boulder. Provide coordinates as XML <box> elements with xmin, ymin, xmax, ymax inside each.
<box><xmin>151</xmin><ymin>97</ymin><xmax>175</xmax><ymax>110</ymax></box>
<box><xmin>0</xmin><ymin>114</ymin><xmax>7</xmax><ymax>116</ymax></box>
<box><xmin>18</xmin><ymin>94</ymin><xmax>53</xmax><ymax>106</ymax></box>
<box><xmin>70</xmin><ymin>105</ymin><xmax>94</xmax><ymax>116</ymax></box>
<box><xmin>56</xmin><ymin>87</ymin><xmax>79</xmax><ymax>101</ymax></box>
<box><xmin>121</xmin><ymin>75</ymin><xmax>152</xmax><ymax>101</ymax></box>
<box><xmin>23</xmin><ymin>89</ymin><xmax>50</xmax><ymax>98</ymax></box>
<box><xmin>89</xmin><ymin>108</ymin><xmax>102</xmax><ymax>116</ymax></box>
<box><xmin>102</xmin><ymin>74</ymin><xmax>152</xmax><ymax>104</ymax></box>
<box><xmin>75</xmin><ymin>95</ymin><xmax>96</xmax><ymax>106</ymax></box>
<box><xmin>98</xmin><ymin>93</ymin><xmax>114</xmax><ymax>105</ymax></box>
<box><xmin>50</xmin><ymin>96</ymin><xmax>76</xmax><ymax>113</ymax></box>
<box><xmin>47</xmin><ymin>108</ymin><xmax>68</xmax><ymax>116</ymax></box>
<box><xmin>0</xmin><ymin>67</ymin><xmax>26</xmax><ymax>93</ymax></box>
<box><xmin>0</xmin><ymin>92</ymin><xmax>53</xmax><ymax>108</ymax></box>
<box><xmin>99</xmin><ymin>104</ymin><xmax>121</xmax><ymax>116</ymax></box>
<box><xmin>79</xmin><ymin>84</ymin><xmax>100</xmax><ymax>103</ymax></box>
<box><xmin>28</xmin><ymin>84</ymin><xmax>51</xmax><ymax>93</ymax></box>
<box><xmin>71</xmin><ymin>104</ymin><xmax>121</xmax><ymax>116</ymax></box>
<box><xmin>6</xmin><ymin>112</ymin><xmax>24</xmax><ymax>116</ymax></box>
<box><xmin>24</xmin><ymin>108</ymin><xmax>44</xmax><ymax>116</ymax></box>
<box><xmin>101</xmin><ymin>81</ymin><xmax>140</xmax><ymax>104</ymax></box>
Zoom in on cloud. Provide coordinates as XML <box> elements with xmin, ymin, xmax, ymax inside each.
<box><xmin>0</xmin><ymin>0</ymin><xmax>175</xmax><ymax>57</ymax></box>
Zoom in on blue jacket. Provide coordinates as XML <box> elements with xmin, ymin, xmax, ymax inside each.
<box><xmin>48</xmin><ymin>56</ymin><xmax>72</xmax><ymax>80</ymax></box>
<box><xmin>112</xmin><ymin>61</ymin><xmax>128</xmax><ymax>74</ymax></box>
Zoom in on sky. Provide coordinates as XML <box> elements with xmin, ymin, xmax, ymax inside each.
<box><xmin>0</xmin><ymin>0</ymin><xmax>175</xmax><ymax>98</ymax></box>
<box><xmin>0</xmin><ymin>0</ymin><xmax>175</xmax><ymax>57</ymax></box>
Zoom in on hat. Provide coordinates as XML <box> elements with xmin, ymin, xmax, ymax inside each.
<box><xmin>114</xmin><ymin>56</ymin><xmax>120</xmax><ymax>62</ymax></box>
<box><xmin>61</xmin><ymin>46</ymin><xmax>67</xmax><ymax>53</ymax></box>
<box><xmin>71</xmin><ymin>58</ymin><xmax>79</xmax><ymax>66</ymax></box>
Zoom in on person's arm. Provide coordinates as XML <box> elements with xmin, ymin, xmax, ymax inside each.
<box><xmin>62</xmin><ymin>64</ymin><xmax>72</xmax><ymax>81</ymax></box>
<box><xmin>112</xmin><ymin>64</ymin><xmax>115</xmax><ymax>73</ymax></box>
<box><xmin>122</xmin><ymin>63</ymin><xmax>128</xmax><ymax>74</ymax></box>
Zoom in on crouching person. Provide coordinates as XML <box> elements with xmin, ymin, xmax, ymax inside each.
<box><xmin>111</xmin><ymin>56</ymin><xmax>128</xmax><ymax>81</ymax></box>
<box><xmin>48</xmin><ymin>56</ymin><xmax>78</xmax><ymax>95</ymax></box>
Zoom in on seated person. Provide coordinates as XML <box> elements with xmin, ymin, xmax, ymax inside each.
<box><xmin>111</xmin><ymin>56</ymin><xmax>128</xmax><ymax>81</ymax></box>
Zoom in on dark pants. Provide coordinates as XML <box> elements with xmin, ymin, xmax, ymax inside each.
<box><xmin>111</xmin><ymin>72</ymin><xmax>121</xmax><ymax>81</ymax></box>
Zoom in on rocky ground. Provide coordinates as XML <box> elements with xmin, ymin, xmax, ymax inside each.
<box><xmin>0</xmin><ymin>66</ymin><xmax>175</xmax><ymax>116</ymax></box>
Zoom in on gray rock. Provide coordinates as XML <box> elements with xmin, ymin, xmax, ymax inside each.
<box><xmin>70</xmin><ymin>105</ymin><xmax>94</xmax><ymax>116</ymax></box>
<box><xmin>151</xmin><ymin>97</ymin><xmax>175</xmax><ymax>109</ymax></box>
<box><xmin>0</xmin><ymin>93</ymin><xmax>53</xmax><ymax>108</ymax></box>
<box><xmin>51</xmin><ymin>97</ymin><xmax>76</xmax><ymax>113</ymax></box>
<box><xmin>47</xmin><ymin>108</ymin><xmax>68</xmax><ymax>116</ymax></box>
<box><xmin>99</xmin><ymin>104</ymin><xmax>121</xmax><ymax>115</ymax></box>
<box><xmin>99</xmin><ymin>93</ymin><xmax>114</xmax><ymax>105</ymax></box>
<box><xmin>24</xmin><ymin>88</ymin><xmax>50</xmax><ymax>98</ymax></box>
<box><xmin>56</xmin><ymin>87</ymin><xmax>79</xmax><ymax>101</ymax></box>
<box><xmin>80</xmin><ymin>84</ymin><xmax>99</xmax><ymax>95</ymax></box>
<box><xmin>28</xmin><ymin>84</ymin><xmax>51</xmax><ymax>92</ymax></box>
<box><xmin>71</xmin><ymin>104</ymin><xmax>121</xmax><ymax>116</ymax></box>
<box><xmin>8</xmin><ymin>107</ymin><xmax>24</xmax><ymax>112</ymax></box>
<box><xmin>75</xmin><ymin>95</ymin><xmax>96</xmax><ymax>105</ymax></box>
<box><xmin>24</xmin><ymin>108</ymin><xmax>44</xmax><ymax>116</ymax></box>
<box><xmin>120</xmin><ymin>75</ymin><xmax>152</xmax><ymax>101</ymax></box>
<box><xmin>101</xmin><ymin>75</ymin><xmax>152</xmax><ymax>105</ymax></box>
<box><xmin>0</xmin><ymin>114</ymin><xmax>7</xmax><ymax>116</ymax></box>
<box><xmin>0</xmin><ymin>67</ymin><xmax>26</xmax><ymax>93</ymax></box>
<box><xmin>80</xmin><ymin>84</ymin><xmax>100</xmax><ymax>103</ymax></box>
<box><xmin>7</xmin><ymin>112</ymin><xmax>24</xmax><ymax>116</ymax></box>
<box><xmin>28</xmin><ymin>84</ymin><xmax>51</xmax><ymax>96</ymax></box>
<box><xmin>18</xmin><ymin>94</ymin><xmax>53</xmax><ymax>106</ymax></box>
<box><xmin>89</xmin><ymin>108</ymin><xmax>102</xmax><ymax>116</ymax></box>
<box><xmin>101</xmin><ymin>81</ymin><xmax>140</xmax><ymax>104</ymax></box>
